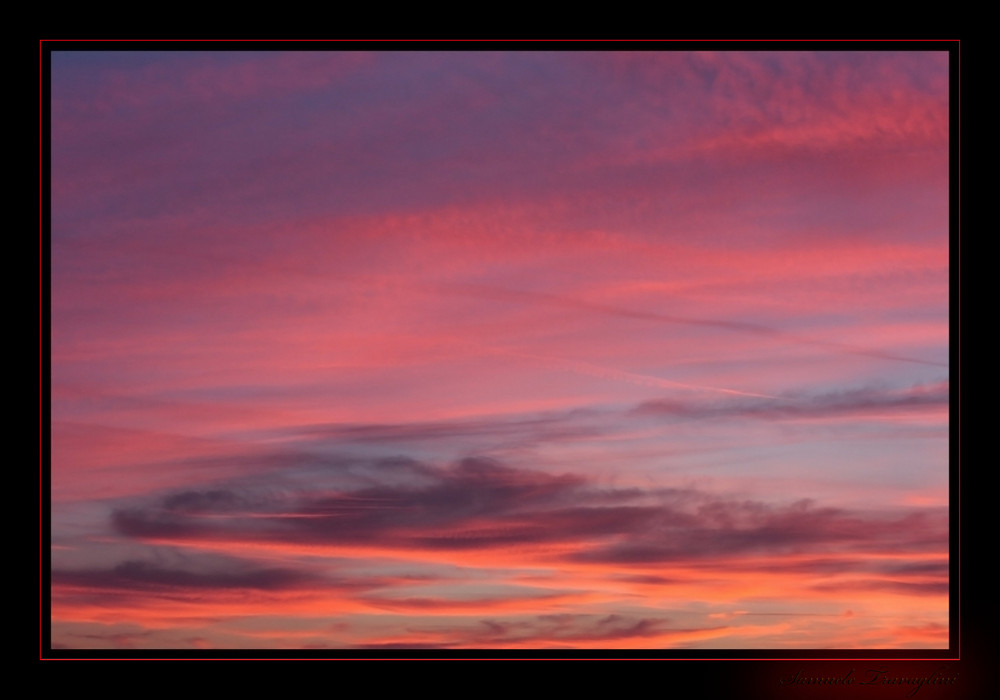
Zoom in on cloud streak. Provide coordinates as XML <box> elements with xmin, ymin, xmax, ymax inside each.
<box><xmin>433</xmin><ymin>283</ymin><xmax>948</xmax><ymax>368</ymax></box>
<box><xmin>106</xmin><ymin>454</ymin><xmax>946</xmax><ymax>577</ymax></box>
<box><xmin>635</xmin><ymin>381</ymin><xmax>950</xmax><ymax>422</ymax></box>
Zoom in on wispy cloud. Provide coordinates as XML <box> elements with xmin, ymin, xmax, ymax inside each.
<box><xmin>635</xmin><ymin>381</ymin><xmax>949</xmax><ymax>422</ymax></box>
<box><xmin>106</xmin><ymin>453</ymin><xmax>946</xmax><ymax>575</ymax></box>
<box><xmin>52</xmin><ymin>559</ymin><xmax>316</xmax><ymax>592</ymax></box>
<box><xmin>432</xmin><ymin>283</ymin><xmax>948</xmax><ymax>368</ymax></box>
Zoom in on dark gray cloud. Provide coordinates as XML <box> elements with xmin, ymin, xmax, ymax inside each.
<box><xmin>299</xmin><ymin>414</ymin><xmax>603</xmax><ymax>447</ymax></box>
<box><xmin>571</xmin><ymin>501</ymin><xmax>947</xmax><ymax>565</ymax></box>
<box><xmin>52</xmin><ymin>559</ymin><xmax>314</xmax><ymax>592</ymax></box>
<box><xmin>112</xmin><ymin>456</ymin><xmax>588</xmax><ymax>544</ymax></box>
<box><xmin>108</xmin><ymin>454</ymin><xmax>946</xmax><ymax>577</ymax></box>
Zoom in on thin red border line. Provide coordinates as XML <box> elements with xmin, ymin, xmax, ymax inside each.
<box><xmin>41</xmin><ymin>656</ymin><xmax>959</xmax><ymax>661</ymax></box>
<box><xmin>953</xmin><ymin>39</ymin><xmax>960</xmax><ymax>663</ymax></box>
<box><xmin>40</xmin><ymin>39</ymin><xmax>958</xmax><ymax>662</ymax></box>
<box><xmin>38</xmin><ymin>39</ymin><xmax>961</xmax><ymax>45</ymax></box>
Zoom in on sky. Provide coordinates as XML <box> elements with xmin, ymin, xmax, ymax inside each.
<box><xmin>49</xmin><ymin>49</ymin><xmax>951</xmax><ymax>651</ymax></box>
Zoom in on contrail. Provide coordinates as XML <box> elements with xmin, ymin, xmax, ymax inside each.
<box><xmin>496</xmin><ymin>348</ymin><xmax>784</xmax><ymax>400</ymax></box>
<box><xmin>432</xmin><ymin>283</ymin><xmax>947</xmax><ymax>369</ymax></box>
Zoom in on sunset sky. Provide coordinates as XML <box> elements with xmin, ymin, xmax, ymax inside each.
<box><xmin>49</xmin><ymin>49</ymin><xmax>951</xmax><ymax>651</ymax></box>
